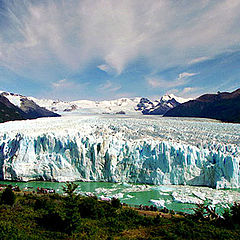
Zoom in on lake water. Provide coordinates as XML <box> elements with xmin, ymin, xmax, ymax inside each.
<box><xmin>1</xmin><ymin>180</ymin><xmax>239</xmax><ymax>214</ymax></box>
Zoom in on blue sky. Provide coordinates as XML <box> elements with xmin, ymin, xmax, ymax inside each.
<box><xmin>0</xmin><ymin>0</ymin><xmax>240</xmax><ymax>101</ymax></box>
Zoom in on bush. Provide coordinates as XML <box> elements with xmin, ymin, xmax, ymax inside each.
<box><xmin>38</xmin><ymin>210</ymin><xmax>65</xmax><ymax>232</ymax></box>
<box><xmin>1</xmin><ymin>187</ymin><xmax>16</xmax><ymax>206</ymax></box>
<box><xmin>111</xmin><ymin>197</ymin><xmax>121</xmax><ymax>209</ymax></box>
<box><xmin>78</xmin><ymin>197</ymin><xmax>104</xmax><ymax>219</ymax></box>
<box><xmin>231</xmin><ymin>202</ymin><xmax>240</xmax><ymax>225</ymax></box>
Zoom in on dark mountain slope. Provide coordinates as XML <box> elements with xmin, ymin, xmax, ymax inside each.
<box><xmin>0</xmin><ymin>93</ymin><xmax>60</xmax><ymax>123</ymax></box>
<box><xmin>0</xmin><ymin>95</ymin><xmax>26</xmax><ymax>123</ymax></box>
<box><xmin>20</xmin><ymin>98</ymin><xmax>60</xmax><ymax>119</ymax></box>
<box><xmin>164</xmin><ymin>88</ymin><xmax>240</xmax><ymax>123</ymax></box>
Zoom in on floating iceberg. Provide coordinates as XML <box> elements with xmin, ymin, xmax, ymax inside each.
<box><xmin>149</xmin><ymin>199</ymin><xmax>165</xmax><ymax>208</ymax></box>
<box><xmin>0</xmin><ymin>115</ymin><xmax>239</xmax><ymax>189</ymax></box>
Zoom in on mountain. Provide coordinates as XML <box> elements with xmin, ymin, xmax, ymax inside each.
<box><xmin>32</xmin><ymin>95</ymin><xmax>191</xmax><ymax>116</ymax></box>
<box><xmin>164</xmin><ymin>88</ymin><xmax>240</xmax><ymax>123</ymax></box>
<box><xmin>0</xmin><ymin>92</ymin><xmax>60</xmax><ymax>123</ymax></box>
<box><xmin>0</xmin><ymin>95</ymin><xmax>26</xmax><ymax>123</ymax></box>
<box><xmin>135</xmin><ymin>98</ymin><xmax>159</xmax><ymax>112</ymax></box>
<box><xmin>138</xmin><ymin>94</ymin><xmax>191</xmax><ymax>115</ymax></box>
<box><xmin>29</xmin><ymin>96</ymin><xmax>143</xmax><ymax>115</ymax></box>
<box><xmin>0</xmin><ymin>90</ymin><xmax>191</xmax><ymax>116</ymax></box>
<box><xmin>19</xmin><ymin>97</ymin><xmax>60</xmax><ymax>119</ymax></box>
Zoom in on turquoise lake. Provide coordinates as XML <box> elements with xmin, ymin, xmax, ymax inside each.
<box><xmin>1</xmin><ymin>181</ymin><xmax>239</xmax><ymax>214</ymax></box>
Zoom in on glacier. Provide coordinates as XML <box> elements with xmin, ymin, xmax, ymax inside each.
<box><xmin>0</xmin><ymin>115</ymin><xmax>239</xmax><ymax>189</ymax></box>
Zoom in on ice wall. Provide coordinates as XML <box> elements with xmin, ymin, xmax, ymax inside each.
<box><xmin>0</xmin><ymin>116</ymin><xmax>239</xmax><ymax>189</ymax></box>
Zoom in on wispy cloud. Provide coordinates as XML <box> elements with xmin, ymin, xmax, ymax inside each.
<box><xmin>189</xmin><ymin>56</ymin><xmax>211</xmax><ymax>65</ymax></box>
<box><xmin>97</xmin><ymin>64</ymin><xmax>114</xmax><ymax>74</ymax></box>
<box><xmin>147</xmin><ymin>72</ymin><xmax>198</xmax><ymax>88</ymax></box>
<box><xmin>99</xmin><ymin>80</ymin><xmax>121</xmax><ymax>92</ymax></box>
<box><xmin>49</xmin><ymin>78</ymin><xmax>89</xmax><ymax>100</ymax></box>
<box><xmin>52</xmin><ymin>79</ymin><xmax>72</xmax><ymax>89</ymax></box>
<box><xmin>0</xmin><ymin>0</ymin><xmax>240</xmax><ymax>80</ymax></box>
<box><xmin>178</xmin><ymin>72</ymin><xmax>198</xmax><ymax>79</ymax></box>
<box><xmin>181</xmin><ymin>87</ymin><xmax>196</xmax><ymax>94</ymax></box>
<box><xmin>168</xmin><ymin>87</ymin><xmax>202</xmax><ymax>99</ymax></box>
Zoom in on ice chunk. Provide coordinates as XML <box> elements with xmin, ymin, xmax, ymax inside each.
<box><xmin>149</xmin><ymin>199</ymin><xmax>165</xmax><ymax>208</ymax></box>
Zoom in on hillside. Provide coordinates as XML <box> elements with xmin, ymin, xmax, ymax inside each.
<box><xmin>0</xmin><ymin>183</ymin><xmax>239</xmax><ymax>239</ymax></box>
<box><xmin>0</xmin><ymin>92</ymin><xmax>60</xmax><ymax>123</ymax></box>
<box><xmin>20</xmin><ymin>97</ymin><xmax>60</xmax><ymax>119</ymax></box>
<box><xmin>164</xmin><ymin>89</ymin><xmax>240</xmax><ymax>123</ymax></box>
<box><xmin>0</xmin><ymin>95</ymin><xmax>26</xmax><ymax>123</ymax></box>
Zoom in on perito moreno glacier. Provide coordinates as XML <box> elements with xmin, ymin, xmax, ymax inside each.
<box><xmin>0</xmin><ymin>115</ymin><xmax>239</xmax><ymax>189</ymax></box>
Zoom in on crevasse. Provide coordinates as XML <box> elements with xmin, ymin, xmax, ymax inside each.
<box><xmin>0</xmin><ymin>116</ymin><xmax>239</xmax><ymax>189</ymax></box>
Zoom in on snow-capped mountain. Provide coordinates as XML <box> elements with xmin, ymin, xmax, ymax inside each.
<box><xmin>29</xmin><ymin>96</ymin><xmax>142</xmax><ymax>115</ymax></box>
<box><xmin>1</xmin><ymin>90</ymin><xmax>191</xmax><ymax>116</ymax></box>
<box><xmin>136</xmin><ymin>94</ymin><xmax>192</xmax><ymax>115</ymax></box>
<box><xmin>0</xmin><ymin>91</ymin><xmax>60</xmax><ymax>122</ymax></box>
<box><xmin>30</xmin><ymin>94</ymin><xmax>192</xmax><ymax>115</ymax></box>
<box><xmin>0</xmin><ymin>94</ymin><xmax>25</xmax><ymax>123</ymax></box>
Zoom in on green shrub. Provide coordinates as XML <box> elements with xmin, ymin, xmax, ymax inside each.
<box><xmin>0</xmin><ymin>221</ymin><xmax>28</xmax><ymax>240</ymax></box>
<box><xmin>78</xmin><ymin>197</ymin><xmax>104</xmax><ymax>219</ymax></box>
<box><xmin>38</xmin><ymin>209</ymin><xmax>65</xmax><ymax>232</ymax></box>
<box><xmin>111</xmin><ymin>197</ymin><xmax>121</xmax><ymax>209</ymax></box>
<box><xmin>231</xmin><ymin>202</ymin><xmax>240</xmax><ymax>225</ymax></box>
<box><xmin>1</xmin><ymin>187</ymin><xmax>16</xmax><ymax>206</ymax></box>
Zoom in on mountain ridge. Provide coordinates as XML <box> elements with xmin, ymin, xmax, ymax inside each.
<box><xmin>29</xmin><ymin>93</ymin><xmax>190</xmax><ymax>115</ymax></box>
<box><xmin>164</xmin><ymin>88</ymin><xmax>240</xmax><ymax>123</ymax></box>
<box><xmin>0</xmin><ymin>92</ymin><xmax>60</xmax><ymax>123</ymax></box>
<box><xmin>140</xmin><ymin>94</ymin><xmax>191</xmax><ymax>115</ymax></box>
<box><xmin>0</xmin><ymin>95</ymin><xmax>26</xmax><ymax>123</ymax></box>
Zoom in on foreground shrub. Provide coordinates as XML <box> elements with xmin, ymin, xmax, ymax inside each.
<box><xmin>1</xmin><ymin>187</ymin><xmax>16</xmax><ymax>206</ymax></box>
<box><xmin>231</xmin><ymin>202</ymin><xmax>240</xmax><ymax>225</ymax></box>
<box><xmin>111</xmin><ymin>197</ymin><xmax>121</xmax><ymax>209</ymax></box>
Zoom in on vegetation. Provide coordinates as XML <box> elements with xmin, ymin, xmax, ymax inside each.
<box><xmin>0</xmin><ymin>183</ymin><xmax>239</xmax><ymax>239</ymax></box>
<box><xmin>1</xmin><ymin>187</ymin><xmax>16</xmax><ymax>206</ymax></box>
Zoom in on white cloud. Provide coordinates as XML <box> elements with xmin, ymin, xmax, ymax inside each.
<box><xmin>52</xmin><ymin>79</ymin><xmax>71</xmax><ymax>88</ymax></box>
<box><xmin>147</xmin><ymin>77</ymin><xmax>188</xmax><ymax>88</ymax></box>
<box><xmin>49</xmin><ymin>78</ymin><xmax>90</xmax><ymax>100</ymax></box>
<box><xmin>147</xmin><ymin>72</ymin><xmax>198</xmax><ymax>88</ymax></box>
<box><xmin>147</xmin><ymin>78</ymin><xmax>165</xmax><ymax>88</ymax></box>
<box><xmin>97</xmin><ymin>64</ymin><xmax>113</xmax><ymax>74</ymax></box>
<box><xmin>52</xmin><ymin>79</ymin><xmax>89</xmax><ymax>91</ymax></box>
<box><xmin>178</xmin><ymin>72</ymin><xmax>198</xmax><ymax>80</ymax></box>
<box><xmin>181</xmin><ymin>87</ymin><xmax>196</xmax><ymax>94</ymax></box>
<box><xmin>168</xmin><ymin>87</ymin><xmax>202</xmax><ymax>99</ymax></box>
<box><xmin>99</xmin><ymin>80</ymin><xmax>121</xmax><ymax>92</ymax></box>
<box><xmin>0</xmin><ymin>0</ymin><xmax>240</xmax><ymax>80</ymax></box>
<box><xmin>189</xmin><ymin>56</ymin><xmax>211</xmax><ymax>64</ymax></box>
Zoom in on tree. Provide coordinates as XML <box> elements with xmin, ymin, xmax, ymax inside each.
<box><xmin>62</xmin><ymin>182</ymin><xmax>78</xmax><ymax>199</ymax></box>
<box><xmin>1</xmin><ymin>187</ymin><xmax>16</xmax><ymax>206</ymax></box>
<box><xmin>62</xmin><ymin>182</ymin><xmax>81</xmax><ymax>234</ymax></box>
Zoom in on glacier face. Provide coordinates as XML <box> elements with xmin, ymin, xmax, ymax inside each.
<box><xmin>0</xmin><ymin>115</ymin><xmax>239</xmax><ymax>189</ymax></box>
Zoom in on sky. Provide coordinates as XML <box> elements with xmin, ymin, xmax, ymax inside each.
<box><xmin>0</xmin><ymin>0</ymin><xmax>240</xmax><ymax>101</ymax></box>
